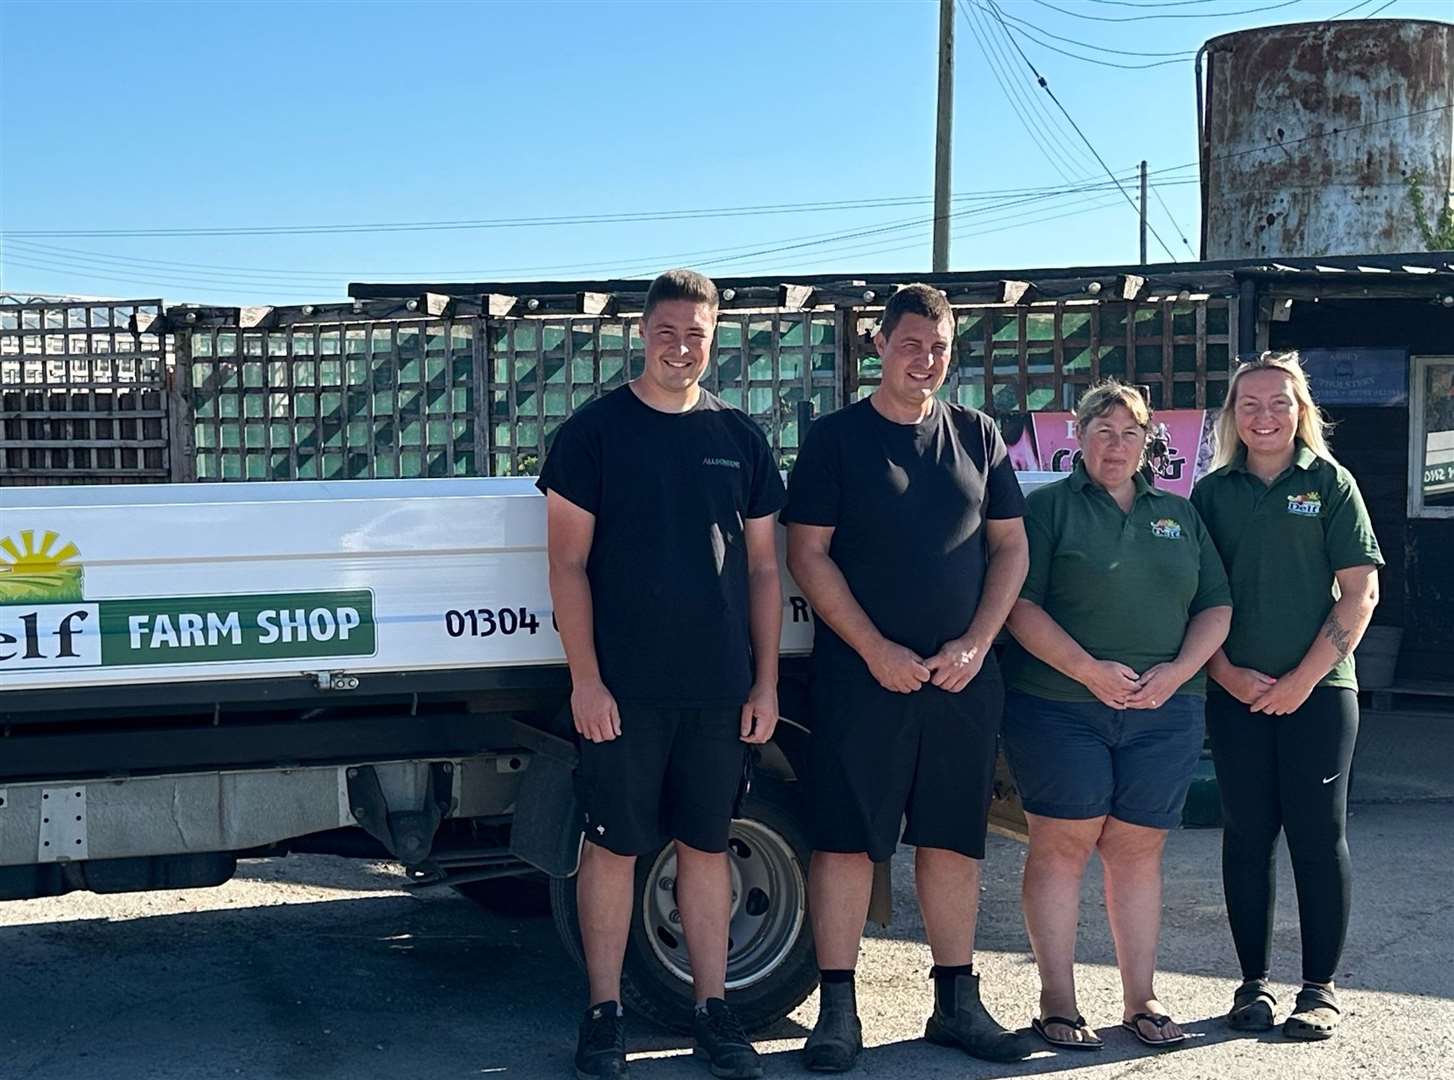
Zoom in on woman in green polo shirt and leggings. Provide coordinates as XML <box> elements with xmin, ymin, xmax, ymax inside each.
<box><xmin>1005</xmin><ymin>381</ymin><xmax>1233</xmax><ymax>1051</ymax></box>
<box><xmin>1192</xmin><ymin>353</ymin><xmax>1382</xmax><ymax>1041</ymax></box>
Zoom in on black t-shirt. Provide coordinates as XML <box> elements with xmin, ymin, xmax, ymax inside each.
<box><xmin>536</xmin><ymin>385</ymin><xmax>787</xmax><ymax>706</ymax></box>
<box><xmin>781</xmin><ymin>397</ymin><xmax>1025</xmax><ymax>674</ymax></box>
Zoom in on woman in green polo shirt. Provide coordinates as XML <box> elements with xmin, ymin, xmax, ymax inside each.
<box><xmin>1191</xmin><ymin>353</ymin><xmax>1382</xmax><ymax>1042</ymax></box>
<box><xmin>1005</xmin><ymin>381</ymin><xmax>1232</xmax><ymax>1052</ymax></box>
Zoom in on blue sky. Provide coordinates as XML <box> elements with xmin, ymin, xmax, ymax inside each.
<box><xmin>1</xmin><ymin>0</ymin><xmax>1446</xmax><ymax>304</ymax></box>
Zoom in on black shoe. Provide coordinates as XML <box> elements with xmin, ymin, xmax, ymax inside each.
<box><xmin>924</xmin><ymin>970</ymin><xmax>1031</xmax><ymax>1063</ymax></box>
<box><xmin>804</xmin><ymin>980</ymin><xmax>863</xmax><ymax>1072</ymax></box>
<box><xmin>692</xmin><ymin>998</ymin><xmax>764</xmax><ymax>1079</ymax></box>
<box><xmin>575</xmin><ymin>1001</ymin><xmax>630</xmax><ymax>1080</ymax></box>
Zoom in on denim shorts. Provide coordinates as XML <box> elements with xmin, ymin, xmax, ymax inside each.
<box><xmin>1003</xmin><ymin>691</ymin><xmax>1205</xmax><ymax>830</ymax></box>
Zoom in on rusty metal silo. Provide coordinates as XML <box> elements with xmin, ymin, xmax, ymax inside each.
<box><xmin>1199</xmin><ymin>19</ymin><xmax>1454</xmax><ymax>259</ymax></box>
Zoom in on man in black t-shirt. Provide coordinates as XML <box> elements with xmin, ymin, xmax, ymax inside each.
<box><xmin>782</xmin><ymin>284</ymin><xmax>1031</xmax><ymax>1069</ymax></box>
<box><xmin>537</xmin><ymin>270</ymin><xmax>785</xmax><ymax>1080</ymax></box>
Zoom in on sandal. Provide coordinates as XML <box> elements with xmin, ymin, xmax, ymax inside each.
<box><xmin>1226</xmin><ymin>979</ymin><xmax>1277</xmax><ymax>1031</ymax></box>
<box><xmin>1283</xmin><ymin>985</ymin><xmax>1341</xmax><ymax>1041</ymax></box>
<box><xmin>1121</xmin><ymin>1012</ymin><xmax>1188</xmax><ymax>1048</ymax></box>
<box><xmin>1031</xmin><ymin>1014</ymin><xmax>1104</xmax><ymax>1051</ymax></box>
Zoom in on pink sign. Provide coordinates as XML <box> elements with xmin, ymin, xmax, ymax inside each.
<box><xmin>1025</xmin><ymin>410</ymin><xmax>1214</xmax><ymax>497</ymax></box>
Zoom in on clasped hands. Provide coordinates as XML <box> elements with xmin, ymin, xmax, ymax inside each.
<box><xmin>865</xmin><ymin>636</ymin><xmax>987</xmax><ymax>694</ymax></box>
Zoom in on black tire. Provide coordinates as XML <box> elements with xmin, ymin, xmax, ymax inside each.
<box><xmin>549</xmin><ymin>775</ymin><xmax>817</xmax><ymax>1034</ymax></box>
<box><xmin>453</xmin><ymin>873</ymin><xmax>552</xmax><ymax>917</ymax></box>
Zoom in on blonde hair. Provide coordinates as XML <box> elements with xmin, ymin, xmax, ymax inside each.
<box><xmin>1211</xmin><ymin>351</ymin><xmax>1336</xmax><ymax>469</ymax></box>
<box><xmin>1073</xmin><ymin>379</ymin><xmax>1151</xmax><ymax>438</ymax></box>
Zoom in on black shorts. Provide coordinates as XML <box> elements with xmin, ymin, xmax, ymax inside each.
<box><xmin>576</xmin><ymin>705</ymin><xmax>748</xmax><ymax>857</ymax></box>
<box><xmin>808</xmin><ymin>654</ymin><xmax>1003</xmax><ymax>863</ymax></box>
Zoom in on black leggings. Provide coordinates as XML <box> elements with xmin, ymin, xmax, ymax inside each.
<box><xmin>1205</xmin><ymin>687</ymin><xmax>1358</xmax><ymax>986</ymax></box>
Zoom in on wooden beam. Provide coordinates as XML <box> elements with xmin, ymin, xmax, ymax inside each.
<box><xmin>778</xmin><ymin>283</ymin><xmax>814</xmax><ymax>310</ymax></box>
<box><xmin>238</xmin><ymin>306</ymin><xmax>275</xmax><ymax>330</ymax></box>
<box><xmin>481</xmin><ymin>293</ymin><xmax>519</xmax><ymax>318</ymax></box>
<box><xmin>1114</xmin><ymin>273</ymin><xmax>1147</xmax><ymax>302</ymax></box>
<box><xmin>1264</xmin><ymin>281</ymin><xmax>1454</xmax><ymax>301</ymax></box>
<box><xmin>130</xmin><ymin>310</ymin><xmax>164</xmax><ymax>335</ymax></box>
<box><xmin>422</xmin><ymin>292</ymin><xmax>452</xmax><ymax>318</ymax></box>
<box><xmin>944</xmin><ymin>282</ymin><xmax>1015</xmax><ymax>305</ymax></box>
<box><xmin>999</xmin><ymin>279</ymin><xmax>1034</xmax><ymax>305</ymax></box>
<box><xmin>812</xmin><ymin>281</ymin><xmax>889</xmax><ymax>307</ymax></box>
<box><xmin>578</xmin><ymin>291</ymin><xmax>614</xmax><ymax>316</ymax></box>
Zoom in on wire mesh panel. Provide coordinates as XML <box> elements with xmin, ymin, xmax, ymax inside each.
<box><xmin>849</xmin><ymin>298</ymin><xmax>1235</xmax><ymax>413</ymax></box>
<box><xmin>182</xmin><ymin>317</ymin><xmax>484</xmax><ymax>481</ymax></box>
<box><xmin>487</xmin><ymin>311</ymin><xmax>842</xmax><ymax>475</ymax></box>
<box><xmin>0</xmin><ymin>299</ymin><xmax>168</xmax><ymax>485</ymax></box>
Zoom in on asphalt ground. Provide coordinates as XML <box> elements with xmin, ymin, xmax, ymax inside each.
<box><xmin>0</xmin><ymin>800</ymin><xmax>1449</xmax><ymax>1080</ymax></box>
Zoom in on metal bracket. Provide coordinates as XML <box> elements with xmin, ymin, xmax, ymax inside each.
<box><xmin>38</xmin><ymin>786</ymin><xmax>88</xmax><ymax>863</ymax></box>
<box><xmin>345</xmin><ymin>763</ymin><xmax>454</xmax><ymax>870</ymax></box>
<box><xmin>312</xmin><ymin>671</ymin><xmax>360</xmax><ymax>692</ymax></box>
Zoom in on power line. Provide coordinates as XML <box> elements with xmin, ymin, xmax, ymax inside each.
<box><xmin>5</xmin><ymin>179</ymin><xmax>1178</xmax><ymax>289</ymax></box>
<box><xmin>4</xmin><ymin>179</ymin><xmax>1201</xmax><ymax>300</ymax></box>
<box><xmin>1362</xmin><ymin>0</ymin><xmax>1399</xmax><ymax>15</ymax></box>
<box><xmin>725</xmin><ymin>185</ymin><xmax>1146</xmax><ymax>274</ymax></box>
<box><xmin>0</xmin><ymin>190</ymin><xmax>1030</xmax><ymax>240</ymax></box>
<box><xmin>714</xmin><ymin>194</ymin><xmax>1134</xmax><ymax>276</ymax></box>
<box><xmin>1145</xmin><ymin>100</ymin><xmax>1454</xmax><ymax>183</ymax></box>
<box><xmin>983</xmin><ymin>0</ymin><xmax>1181</xmax><ymax>260</ymax></box>
<box><xmin>4</xmin><ymin>183</ymin><xmax>1153</xmax><ymax>295</ymax></box>
<box><xmin>988</xmin><ymin>13</ymin><xmax>1195</xmax><ymax>69</ymax></box>
<box><xmin>990</xmin><ymin>5</ymin><xmax>1197</xmax><ymax>56</ymax></box>
<box><xmin>1030</xmin><ymin>0</ymin><xmax>1305</xmax><ymax>21</ymax></box>
<box><xmin>1149</xmin><ymin>183</ymin><xmax>1198</xmax><ymax>257</ymax></box>
<box><xmin>1</xmin><ymin>175</ymin><xmax>1145</xmax><ymax>243</ymax></box>
<box><xmin>965</xmin><ymin>1</ymin><xmax>1105</xmax><ymax>175</ymax></box>
<box><xmin>957</xmin><ymin>0</ymin><xmax>1086</xmax><ymax>181</ymax></box>
<box><xmin>1084</xmin><ymin>0</ymin><xmax>1275</xmax><ymax>7</ymax></box>
<box><xmin>6</xmin><ymin>180</ymin><xmax>1159</xmax><ymax>279</ymax></box>
<box><xmin>1328</xmin><ymin>0</ymin><xmax>1378</xmax><ymax>15</ymax></box>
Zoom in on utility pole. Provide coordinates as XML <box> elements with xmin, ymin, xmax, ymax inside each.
<box><xmin>1139</xmin><ymin>160</ymin><xmax>1149</xmax><ymax>266</ymax></box>
<box><xmin>933</xmin><ymin>0</ymin><xmax>954</xmax><ymax>272</ymax></box>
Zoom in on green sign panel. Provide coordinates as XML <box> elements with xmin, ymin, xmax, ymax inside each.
<box><xmin>98</xmin><ymin>590</ymin><xmax>376</xmax><ymax>666</ymax></box>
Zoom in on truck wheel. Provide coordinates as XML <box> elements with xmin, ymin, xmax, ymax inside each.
<box><xmin>549</xmin><ymin>776</ymin><xmax>817</xmax><ymax>1033</ymax></box>
<box><xmin>453</xmin><ymin>874</ymin><xmax>552</xmax><ymax>917</ymax></box>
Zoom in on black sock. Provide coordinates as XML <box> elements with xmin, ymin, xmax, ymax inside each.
<box><xmin>930</xmin><ymin>964</ymin><xmax>975</xmax><ymax>1012</ymax></box>
<box><xmin>820</xmin><ymin>969</ymin><xmax>855</xmax><ymax>986</ymax></box>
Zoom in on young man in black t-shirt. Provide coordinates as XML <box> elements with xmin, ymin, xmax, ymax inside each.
<box><xmin>782</xmin><ymin>284</ymin><xmax>1031</xmax><ymax>1070</ymax></box>
<box><xmin>537</xmin><ymin>270</ymin><xmax>786</xmax><ymax>1080</ymax></box>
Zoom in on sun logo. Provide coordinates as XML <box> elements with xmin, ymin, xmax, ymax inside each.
<box><xmin>0</xmin><ymin>530</ymin><xmax>85</xmax><ymax>604</ymax></box>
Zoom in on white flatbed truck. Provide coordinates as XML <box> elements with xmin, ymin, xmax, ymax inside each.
<box><xmin>0</xmin><ymin>473</ymin><xmax>1054</xmax><ymax>1030</ymax></box>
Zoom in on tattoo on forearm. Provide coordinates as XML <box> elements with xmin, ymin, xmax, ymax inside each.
<box><xmin>1323</xmin><ymin>613</ymin><xmax>1353</xmax><ymax>660</ymax></box>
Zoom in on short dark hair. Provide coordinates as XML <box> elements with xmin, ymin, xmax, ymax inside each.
<box><xmin>642</xmin><ymin>269</ymin><xmax>719</xmax><ymax>323</ymax></box>
<box><xmin>879</xmin><ymin>283</ymin><xmax>953</xmax><ymax>342</ymax></box>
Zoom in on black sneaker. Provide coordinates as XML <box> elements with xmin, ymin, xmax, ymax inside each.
<box><xmin>692</xmin><ymin>998</ymin><xmax>763</xmax><ymax>1079</ymax></box>
<box><xmin>575</xmin><ymin>1001</ymin><xmax>630</xmax><ymax>1080</ymax></box>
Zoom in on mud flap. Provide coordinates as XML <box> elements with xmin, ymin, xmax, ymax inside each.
<box><xmin>509</xmin><ymin>720</ymin><xmax>584</xmax><ymax>878</ymax></box>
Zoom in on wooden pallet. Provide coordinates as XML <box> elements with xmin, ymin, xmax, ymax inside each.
<box><xmin>1367</xmin><ymin>680</ymin><xmax>1454</xmax><ymax>712</ymax></box>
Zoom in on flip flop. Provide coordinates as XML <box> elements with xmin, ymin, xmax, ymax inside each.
<box><xmin>1227</xmin><ymin>979</ymin><xmax>1277</xmax><ymax>1031</ymax></box>
<box><xmin>1121</xmin><ymin>1012</ymin><xmax>1188</xmax><ymax>1048</ymax></box>
<box><xmin>1031</xmin><ymin>1014</ymin><xmax>1104</xmax><ymax>1051</ymax></box>
<box><xmin>1283</xmin><ymin>985</ymin><xmax>1341</xmax><ymax>1041</ymax></box>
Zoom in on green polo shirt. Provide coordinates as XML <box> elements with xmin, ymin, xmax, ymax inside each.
<box><xmin>1008</xmin><ymin>462</ymin><xmax>1233</xmax><ymax>702</ymax></box>
<box><xmin>1190</xmin><ymin>443</ymin><xmax>1384</xmax><ymax>691</ymax></box>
